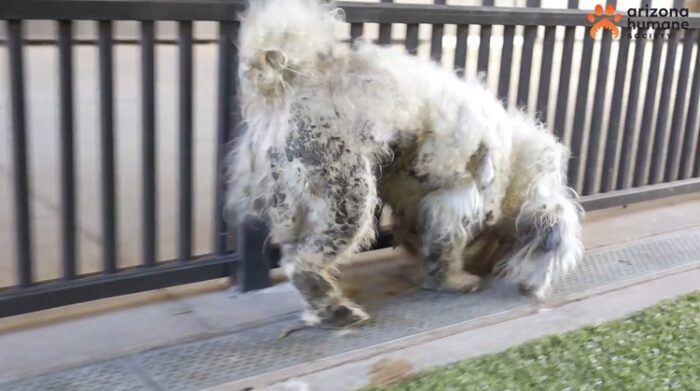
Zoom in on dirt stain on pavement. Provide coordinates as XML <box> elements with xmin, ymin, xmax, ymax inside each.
<box><xmin>368</xmin><ymin>357</ymin><xmax>414</xmax><ymax>387</ymax></box>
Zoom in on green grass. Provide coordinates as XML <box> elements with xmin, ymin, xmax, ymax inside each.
<box><xmin>366</xmin><ymin>292</ymin><xmax>700</xmax><ymax>391</ymax></box>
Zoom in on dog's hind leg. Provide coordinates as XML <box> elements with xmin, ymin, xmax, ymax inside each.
<box><xmin>419</xmin><ymin>185</ymin><xmax>484</xmax><ymax>293</ymax></box>
<box><xmin>281</xmin><ymin>245</ymin><xmax>370</xmax><ymax>328</ymax></box>
<box><xmin>276</xmin><ymin>153</ymin><xmax>379</xmax><ymax>328</ymax></box>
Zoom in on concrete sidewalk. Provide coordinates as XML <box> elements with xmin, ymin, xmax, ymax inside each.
<box><xmin>262</xmin><ymin>268</ymin><xmax>700</xmax><ymax>391</ymax></box>
<box><xmin>0</xmin><ymin>194</ymin><xmax>698</xmax><ymax>389</ymax></box>
<box><xmin>0</xmin><ymin>227</ymin><xmax>698</xmax><ymax>390</ymax></box>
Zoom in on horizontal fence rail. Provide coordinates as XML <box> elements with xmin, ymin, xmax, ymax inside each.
<box><xmin>0</xmin><ymin>0</ymin><xmax>247</xmax><ymax>21</ymax></box>
<box><xmin>2</xmin><ymin>1</ymin><xmax>700</xmax><ymax>28</ymax></box>
<box><xmin>2</xmin><ymin>0</ymin><xmax>700</xmax><ymax>317</ymax></box>
<box><xmin>0</xmin><ymin>256</ymin><xmax>237</xmax><ymax>317</ymax></box>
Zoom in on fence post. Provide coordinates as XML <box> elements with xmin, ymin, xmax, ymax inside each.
<box><xmin>236</xmin><ymin>218</ymin><xmax>271</xmax><ymax>291</ymax></box>
<box><xmin>221</xmin><ymin>14</ymin><xmax>272</xmax><ymax>291</ymax></box>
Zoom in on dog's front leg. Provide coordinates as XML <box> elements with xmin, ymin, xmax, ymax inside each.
<box><xmin>419</xmin><ymin>185</ymin><xmax>484</xmax><ymax>293</ymax></box>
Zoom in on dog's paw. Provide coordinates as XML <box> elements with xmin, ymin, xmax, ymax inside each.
<box><xmin>444</xmin><ymin>272</ymin><xmax>482</xmax><ymax>293</ymax></box>
<box><xmin>303</xmin><ymin>303</ymin><xmax>370</xmax><ymax>329</ymax></box>
<box><xmin>423</xmin><ymin>272</ymin><xmax>481</xmax><ymax>293</ymax></box>
<box><xmin>518</xmin><ymin>282</ymin><xmax>547</xmax><ymax>300</ymax></box>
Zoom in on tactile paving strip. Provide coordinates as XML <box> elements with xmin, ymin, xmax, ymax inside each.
<box><xmin>550</xmin><ymin>229</ymin><xmax>700</xmax><ymax>299</ymax></box>
<box><xmin>0</xmin><ymin>361</ymin><xmax>152</xmax><ymax>391</ymax></box>
<box><xmin>2</xmin><ymin>229</ymin><xmax>699</xmax><ymax>391</ymax></box>
<box><xmin>137</xmin><ymin>287</ymin><xmax>528</xmax><ymax>391</ymax></box>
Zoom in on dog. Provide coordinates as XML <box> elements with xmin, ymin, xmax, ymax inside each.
<box><xmin>228</xmin><ymin>0</ymin><xmax>583</xmax><ymax>328</ymax></box>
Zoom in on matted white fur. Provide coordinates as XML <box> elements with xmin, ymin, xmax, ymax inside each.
<box><xmin>229</xmin><ymin>0</ymin><xmax>584</xmax><ymax>326</ymax></box>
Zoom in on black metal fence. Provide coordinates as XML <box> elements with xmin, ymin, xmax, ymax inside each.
<box><xmin>1</xmin><ymin>0</ymin><xmax>700</xmax><ymax>317</ymax></box>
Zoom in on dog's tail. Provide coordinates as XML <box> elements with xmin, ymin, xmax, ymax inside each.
<box><xmin>495</xmin><ymin>132</ymin><xmax>583</xmax><ymax>298</ymax></box>
<box><xmin>238</xmin><ymin>0</ymin><xmax>341</xmax><ymax>103</ymax></box>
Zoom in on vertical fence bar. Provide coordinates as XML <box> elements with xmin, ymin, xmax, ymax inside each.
<box><xmin>677</xmin><ymin>30</ymin><xmax>700</xmax><ymax>179</ymax></box>
<box><xmin>582</xmin><ymin>12</ymin><xmax>615</xmax><ymax>196</ymax></box>
<box><xmin>657</xmin><ymin>0</ymin><xmax>688</xmax><ymax>181</ymax></box>
<box><xmin>430</xmin><ymin>0</ymin><xmax>446</xmax><ymax>62</ymax></box>
<box><xmin>617</xmin><ymin>1</ymin><xmax>650</xmax><ymax>189</ymax></box>
<box><xmin>648</xmin><ymin>27</ymin><xmax>681</xmax><ymax>184</ymax></box>
<box><xmin>477</xmin><ymin>0</ymin><xmax>494</xmax><ymax>77</ymax></box>
<box><xmin>516</xmin><ymin>25</ymin><xmax>536</xmax><ymax>108</ymax></box>
<box><xmin>454</xmin><ymin>24</ymin><xmax>468</xmax><ymax>76</ymax></box>
<box><xmin>553</xmin><ymin>0</ymin><xmax>578</xmax><ymax>139</ymax></box>
<box><xmin>219</xmin><ymin>21</ymin><xmax>269</xmax><ymax>290</ymax></box>
<box><xmin>98</xmin><ymin>21</ymin><xmax>117</xmax><ymax>274</ymax></box>
<box><xmin>567</xmin><ymin>27</ymin><xmax>594</xmax><ymax>188</ymax></box>
<box><xmin>405</xmin><ymin>23</ymin><xmax>419</xmax><ymax>56</ymax></box>
<box><xmin>632</xmin><ymin>33</ymin><xmax>664</xmax><ymax>187</ymax></box>
<box><xmin>694</xmin><ymin>120</ymin><xmax>700</xmax><ymax>177</ymax></box>
<box><xmin>665</xmin><ymin>29</ymin><xmax>696</xmax><ymax>181</ymax></box>
<box><xmin>476</xmin><ymin>0</ymin><xmax>494</xmax><ymax>79</ymax></box>
<box><xmin>214</xmin><ymin>21</ymin><xmax>236</xmax><ymax>255</ymax></box>
<box><xmin>477</xmin><ymin>24</ymin><xmax>492</xmax><ymax>76</ymax></box>
<box><xmin>497</xmin><ymin>25</ymin><xmax>515</xmax><ymax>103</ymax></box>
<box><xmin>58</xmin><ymin>20</ymin><xmax>77</xmax><ymax>279</ymax></box>
<box><xmin>8</xmin><ymin>20</ymin><xmax>32</xmax><ymax>287</ymax></box>
<box><xmin>178</xmin><ymin>21</ymin><xmax>194</xmax><ymax>262</ymax></box>
<box><xmin>350</xmin><ymin>23</ymin><xmax>363</xmax><ymax>44</ymax></box>
<box><xmin>692</xmin><ymin>43</ymin><xmax>700</xmax><ymax>177</ymax></box>
<box><xmin>141</xmin><ymin>21</ymin><xmax>157</xmax><ymax>267</ymax></box>
<box><xmin>516</xmin><ymin>0</ymin><xmax>540</xmax><ymax>108</ymax></box>
<box><xmin>600</xmin><ymin>31</ymin><xmax>630</xmax><ymax>192</ymax></box>
<box><xmin>535</xmin><ymin>25</ymin><xmax>555</xmax><ymax>122</ymax></box>
<box><xmin>378</xmin><ymin>0</ymin><xmax>393</xmax><ymax>45</ymax></box>
<box><xmin>429</xmin><ymin>26</ymin><xmax>443</xmax><ymax>62</ymax></box>
<box><xmin>476</xmin><ymin>0</ymin><xmax>494</xmax><ymax>80</ymax></box>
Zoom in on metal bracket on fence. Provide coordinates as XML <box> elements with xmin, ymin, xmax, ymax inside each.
<box><xmin>236</xmin><ymin>218</ymin><xmax>272</xmax><ymax>292</ymax></box>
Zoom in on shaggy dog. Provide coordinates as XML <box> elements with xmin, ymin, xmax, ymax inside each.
<box><xmin>228</xmin><ymin>0</ymin><xmax>583</xmax><ymax>328</ymax></box>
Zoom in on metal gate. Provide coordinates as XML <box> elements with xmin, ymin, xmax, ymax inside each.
<box><xmin>1</xmin><ymin>0</ymin><xmax>699</xmax><ymax>317</ymax></box>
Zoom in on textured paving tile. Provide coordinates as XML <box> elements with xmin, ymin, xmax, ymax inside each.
<box><xmin>0</xmin><ymin>361</ymin><xmax>153</xmax><ymax>391</ymax></box>
<box><xmin>2</xmin><ymin>228</ymin><xmax>699</xmax><ymax>391</ymax></box>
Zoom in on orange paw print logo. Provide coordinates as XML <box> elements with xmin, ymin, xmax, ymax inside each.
<box><xmin>587</xmin><ymin>4</ymin><xmax>622</xmax><ymax>38</ymax></box>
